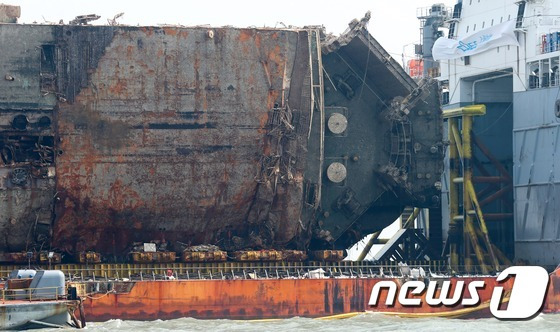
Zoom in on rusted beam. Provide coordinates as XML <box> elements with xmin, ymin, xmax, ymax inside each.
<box><xmin>479</xmin><ymin>184</ymin><xmax>513</xmax><ymax>207</ymax></box>
<box><xmin>472</xmin><ymin>156</ymin><xmax>498</xmax><ymax>198</ymax></box>
<box><xmin>472</xmin><ymin>134</ymin><xmax>512</xmax><ymax>182</ymax></box>
<box><xmin>482</xmin><ymin>213</ymin><xmax>513</xmax><ymax>221</ymax></box>
<box><xmin>472</xmin><ymin>176</ymin><xmax>508</xmax><ymax>183</ymax></box>
<box><xmin>472</xmin><ymin>156</ymin><xmax>513</xmax><ymax>210</ymax></box>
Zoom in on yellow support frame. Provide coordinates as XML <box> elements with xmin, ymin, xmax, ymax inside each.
<box><xmin>444</xmin><ymin>104</ymin><xmax>500</xmax><ymax>274</ymax></box>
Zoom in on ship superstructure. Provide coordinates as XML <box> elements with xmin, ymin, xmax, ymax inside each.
<box><xmin>435</xmin><ymin>0</ymin><xmax>560</xmax><ymax>267</ymax></box>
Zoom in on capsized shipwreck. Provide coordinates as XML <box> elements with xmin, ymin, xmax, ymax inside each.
<box><xmin>0</xmin><ymin>11</ymin><xmax>443</xmax><ymax>259</ymax></box>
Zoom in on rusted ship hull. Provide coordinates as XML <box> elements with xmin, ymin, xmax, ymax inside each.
<box><xmin>77</xmin><ymin>270</ymin><xmax>555</xmax><ymax>321</ymax></box>
<box><xmin>80</xmin><ymin>268</ymin><xmax>560</xmax><ymax>321</ymax></box>
<box><xmin>0</xmin><ymin>16</ymin><xmax>443</xmax><ymax>258</ymax></box>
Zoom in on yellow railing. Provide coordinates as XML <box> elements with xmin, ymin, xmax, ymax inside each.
<box><xmin>1</xmin><ymin>286</ymin><xmax>63</xmax><ymax>302</ymax></box>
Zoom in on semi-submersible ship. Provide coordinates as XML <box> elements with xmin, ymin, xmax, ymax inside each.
<box><xmin>1</xmin><ymin>0</ymin><xmax>560</xmax><ymax>324</ymax></box>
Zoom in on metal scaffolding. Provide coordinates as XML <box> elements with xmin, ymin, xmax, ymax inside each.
<box><xmin>444</xmin><ymin>105</ymin><xmax>511</xmax><ymax>274</ymax></box>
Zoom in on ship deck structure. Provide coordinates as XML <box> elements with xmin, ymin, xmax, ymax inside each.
<box><xmin>430</xmin><ymin>0</ymin><xmax>560</xmax><ymax>267</ymax></box>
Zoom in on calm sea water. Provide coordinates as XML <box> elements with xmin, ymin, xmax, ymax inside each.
<box><xmin>47</xmin><ymin>313</ymin><xmax>560</xmax><ymax>331</ymax></box>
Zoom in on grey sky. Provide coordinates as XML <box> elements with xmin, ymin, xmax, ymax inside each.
<box><xmin>9</xmin><ymin>0</ymin><xmax>455</xmax><ymax>64</ymax></box>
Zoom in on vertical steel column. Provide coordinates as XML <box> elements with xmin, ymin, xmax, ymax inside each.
<box><xmin>444</xmin><ymin>105</ymin><xmax>490</xmax><ymax>274</ymax></box>
<box><xmin>448</xmin><ymin>118</ymin><xmax>460</xmax><ymax>270</ymax></box>
<box><xmin>462</xmin><ymin>115</ymin><xmax>474</xmax><ymax>272</ymax></box>
<box><xmin>461</xmin><ymin>115</ymin><xmax>489</xmax><ymax>274</ymax></box>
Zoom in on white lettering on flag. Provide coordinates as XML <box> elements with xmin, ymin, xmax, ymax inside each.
<box><xmin>432</xmin><ymin>20</ymin><xmax>519</xmax><ymax>61</ymax></box>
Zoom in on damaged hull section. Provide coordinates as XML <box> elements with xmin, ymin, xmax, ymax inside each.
<box><xmin>53</xmin><ymin>26</ymin><xmax>315</xmax><ymax>255</ymax></box>
<box><xmin>0</xmin><ymin>17</ymin><xmax>443</xmax><ymax>257</ymax></box>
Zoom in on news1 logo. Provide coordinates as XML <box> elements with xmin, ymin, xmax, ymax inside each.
<box><xmin>368</xmin><ymin>266</ymin><xmax>549</xmax><ymax>319</ymax></box>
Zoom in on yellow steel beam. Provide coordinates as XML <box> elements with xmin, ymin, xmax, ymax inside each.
<box><xmin>445</xmin><ymin>103</ymin><xmax>506</xmax><ymax>273</ymax></box>
<box><xmin>442</xmin><ymin>104</ymin><xmax>486</xmax><ymax>119</ymax></box>
<box><xmin>450</xmin><ymin>123</ymin><xmax>463</xmax><ymax>161</ymax></box>
<box><xmin>447</xmin><ymin>118</ymin><xmax>460</xmax><ymax>271</ymax></box>
<box><xmin>402</xmin><ymin>207</ymin><xmax>421</xmax><ymax>229</ymax></box>
<box><xmin>462</xmin><ymin>115</ymin><xmax>475</xmax><ymax>273</ymax></box>
<box><xmin>357</xmin><ymin>230</ymin><xmax>387</xmax><ymax>262</ymax></box>
<box><xmin>466</xmin><ymin>180</ymin><xmax>501</xmax><ymax>271</ymax></box>
<box><xmin>491</xmin><ymin>244</ymin><xmax>512</xmax><ymax>267</ymax></box>
<box><xmin>471</xmin><ymin>225</ymin><xmax>512</xmax><ymax>268</ymax></box>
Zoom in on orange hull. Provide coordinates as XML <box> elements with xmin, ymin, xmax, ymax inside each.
<box><xmin>82</xmin><ymin>270</ymin><xmax>560</xmax><ymax>321</ymax></box>
<box><xmin>543</xmin><ymin>267</ymin><xmax>560</xmax><ymax>313</ymax></box>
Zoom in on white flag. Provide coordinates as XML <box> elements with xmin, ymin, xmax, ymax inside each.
<box><xmin>432</xmin><ymin>20</ymin><xmax>519</xmax><ymax>61</ymax></box>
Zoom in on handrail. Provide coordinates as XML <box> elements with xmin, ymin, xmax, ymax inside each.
<box><xmin>56</xmin><ymin>262</ymin><xmax>500</xmax><ymax>282</ymax></box>
<box><xmin>1</xmin><ymin>286</ymin><xmax>62</xmax><ymax>302</ymax></box>
<box><xmin>7</xmin><ymin>260</ymin><xmax>552</xmax><ymax>284</ymax></box>
<box><xmin>0</xmin><ymin>260</ymin><xmax>447</xmax><ymax>276</ymax></box>
<box><xmin>2</xmin><ymin>260</ymin><xmax>531</xmax><ymax>282</ymax></box>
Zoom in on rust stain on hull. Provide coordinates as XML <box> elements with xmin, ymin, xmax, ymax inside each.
<box><xmin>1</xmin><ymin>18</ymin><xmax>444</xmax><ymax>257</ymax></box>
<box><xmin>544</xmin><ymin>267</ymin><xmax>560</xmax><ymax>313</ymax></box>
<box><xmin>52</xmin><ymin>27</ymin><xmax>311</xmax><ymax>255</ymax></box>
<box><xmin>83</xmin><ymin>276</ymin><xmax>522</xmax><ymax>321</ymax></box>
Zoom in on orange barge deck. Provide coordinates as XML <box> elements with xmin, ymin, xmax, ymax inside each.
<box><xmin>79</xmin><ymin>267</ymin><xmax>560</xmax><ymax>321</ymax></box>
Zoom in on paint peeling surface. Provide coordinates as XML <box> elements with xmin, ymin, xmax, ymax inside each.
<box><xmin>0</xmin><ymin>17</ymin><xmax>443</xmax><ymax>257</ymax></box>
<box><xmin>82</xmin><ymin>276</ymin><xmax>516</xmax><ymax>320</ymax></box>
<box><xmin>53</xmin><ymin>26</ymin><xmax>313</xmax><ymax>255</ymax></box>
